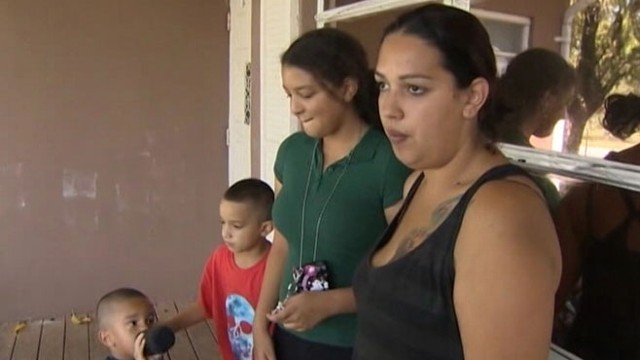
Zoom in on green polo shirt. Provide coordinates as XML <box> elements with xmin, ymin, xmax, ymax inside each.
<box><xmin>272</xmin><ymin>128</ymin><xmax>411</xmax><ymax>347</ymax></box>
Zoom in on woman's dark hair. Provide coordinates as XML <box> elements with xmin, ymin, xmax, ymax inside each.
<box><xmin>281</xmin><ymin>28</ymin><xmax>381</xmax><ymax>129</ymax></box>
<box><xmin>495</xmin><ymin>48</ymin><xmax>575</xmax><ymax>135</ymax></box>
<box><xmin>382</xmin><ymin>3</ymin><xmax>498</xmax><ymax>139</ymax></box>
<box><xmin>602</xmin><ymin>93</ymin><xmax>640</xmax><ymax>140</ymax></box>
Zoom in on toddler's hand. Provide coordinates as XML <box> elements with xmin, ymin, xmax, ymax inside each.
<box><xmin>133</xmin><ymin>332</ymin><xmax>148</xmax><ymax>360</ymax></box>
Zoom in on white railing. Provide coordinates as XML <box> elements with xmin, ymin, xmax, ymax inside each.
<box><xmin>549</xmin><ymin>343</ymin><xmax>583</xmax><ymax>360</ymax></box>
<box><xmin>500</xmin><ymin>143</ymin><xmax>640</xmax><ymax>192</ymax></box>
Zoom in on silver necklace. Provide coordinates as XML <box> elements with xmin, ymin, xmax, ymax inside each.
<box><xmin>298</xmin><ymin>140</ymin><xmax>355</xmax><ymax>266</ymax></box>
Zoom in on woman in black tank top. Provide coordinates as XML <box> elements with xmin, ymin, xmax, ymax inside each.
<box><xmin>555</xmin><ymin>94</ymin><xmax>640</xmax><ymax>359</ymax></box>
<box><xmin>352</xmin><ymin>4</ymin><xmax>561</xmax><ymax>359</ymax></box>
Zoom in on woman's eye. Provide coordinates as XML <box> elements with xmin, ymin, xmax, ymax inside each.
<box><xmin>377</xmin><ymin>82</ymin><xmax>389</xmax><ymax>91</ymax></box>
<box><xmin>408</xmin><ymin>85</ymin><xmax>424</xmax><ymax>95</ymax></box>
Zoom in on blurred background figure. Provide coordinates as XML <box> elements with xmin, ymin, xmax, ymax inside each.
<box><xmin>496</xmin><ymin>48</ymin><xmax>576</xmax><ymax>209</ymax></box>
<box><xmin>555</xmin><ymin>93</ymin><xmax>640</xmax><ymax>359</ymax></box>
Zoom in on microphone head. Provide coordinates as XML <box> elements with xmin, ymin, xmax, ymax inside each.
<box><xmin>143</xmin><ymin>326</ymin><xmax>175</xmax><ymax>356</ymax></box>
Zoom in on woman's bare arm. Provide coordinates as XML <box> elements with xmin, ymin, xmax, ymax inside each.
<box><xmin>454</xmin><ymin>180</ymin><xmax>561</xmax><ymax>359</ymax></box>
<box><xmin>253</xmin><ymin>179</ymin><xmax>288</xmax><ymax>360</ymax></box>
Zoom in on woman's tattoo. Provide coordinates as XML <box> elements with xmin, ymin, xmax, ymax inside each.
<box><xmin>431</xmin><ymin>195</ymin><xmax>463</xmax><ymax>226</ymax></box>
<box><xmin>391</xmin><ymin>227</ymin><xmax>430</xmax><ymax>260</ymax></box>
<box><xmin>391</xmin><ymin>194</ymin><xmax>463</xmax><ymax>260</ymax></box>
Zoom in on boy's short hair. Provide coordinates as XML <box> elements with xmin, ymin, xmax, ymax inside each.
<box><xmin>223</xmin><ymin>178</ymin><xmax>274</xmax><ymax>221</ymax></box>
<box><xmin>96</xmin><ymin>287</ymin><xmax>150</xmax><ymax>329</ymax></box>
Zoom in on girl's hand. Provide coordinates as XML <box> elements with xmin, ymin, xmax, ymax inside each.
<box><xmin>266</xmin><ymin>292</ymin><xmax>328</xmax><ymax>332</ymax></box>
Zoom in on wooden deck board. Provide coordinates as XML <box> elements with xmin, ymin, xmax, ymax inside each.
<box><xmin>0</xmin><ymin>300</ymin><xmax>222</xmax><ymax>360</ymax></box>
<box><xmin>155</xmin><ymin>302</ymin><xmax>197</xmax><ymax>360</ymax></box>
<box><xmin>11</xmin><ymin>320</ymin><xmax>42</xmax><ymax>360</ymax></box>
<box><xmin>38</xmin><ymin>317</ymin><xmax>65</xmax><ymax>360</ymax></box>
<box><xmin>64</xmin><ymin>315</ymin><xmax>89</xmax><ymax>360</ymax></box>
<box><xmin>206</xmin><ymin>320</ymin><xmax>218</xmax><ymax>342</ymax></box>
<box><xmin>175</xmin><ymin>301</ymin><xmax>221</xmax><ymax>360</ymax></box>
<box><xmin>0</xmin><ymin>321</ymin><xmax>16</xmax><ymax>360</ymax></box>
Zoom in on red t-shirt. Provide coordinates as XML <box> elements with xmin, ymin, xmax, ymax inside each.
<box><xmin>198</xmin><ymin>244</ymin><xmax>270</xmax><ymax>360</ymax></box>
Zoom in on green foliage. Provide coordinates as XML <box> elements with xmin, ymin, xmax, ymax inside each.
<box><xmin>565</xmin><ymin>0</ymin><xmax>640</xmax><ymax>152</ymax></box>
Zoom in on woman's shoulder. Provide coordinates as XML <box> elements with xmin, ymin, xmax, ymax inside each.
<box><xmin>462</xmin><ymin>174</ymin><xmax>557</xmax><ymax>252</ymax></box>
<box><xmin>457</xmin><ymin>172</ymin><xmax>561</xmax><ymax>270</ymax></box>
<box><xmin>473</xmin><ymin>173</ymin><xmax>548</xmax><ymax>213</ymax></box>
<box><xmin>277</xmin><ymin>131</ymin><xmax>315</xmax><ymax>158</ymax></box>
<box><xmin>281</xmin><ymin>131</ymin><xmax>314</xmax><ymax>148</ymax></box>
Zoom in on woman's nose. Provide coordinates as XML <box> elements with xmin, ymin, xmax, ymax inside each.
<box><xmin>290</xmin><ymin>97</ymin><xmax>304</xmax><ymax>116</ymax></box>
<box><xmin>379</xmin><ymin>90</ymin><xmax>403</xmax><ymax>122</ymax></box>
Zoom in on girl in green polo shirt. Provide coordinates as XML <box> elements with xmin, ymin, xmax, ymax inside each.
<box><xmin>252</xmin><ymin>28</ymin><xmax>411</xmax><ymax>360</ymax></box>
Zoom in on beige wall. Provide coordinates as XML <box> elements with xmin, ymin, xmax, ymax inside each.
<box><xmin>333</xmin><ymin>0</ymin><xmax>569</xmax><ymax>64</ymax></box>
<box><xmin>0</xmin><ymin>0</ymin><xmax>228</xmax><ymax>322</ymax></box>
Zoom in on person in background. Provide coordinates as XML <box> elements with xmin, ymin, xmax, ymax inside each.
<box><xmin>496</xmin><ymin>48</ymin><xmax>576</xmax><ymax>209</ymax></box>
<box><xmin>351</xmin><ymin>4</ymin><xmax>561</xmax><ymax>359</ymax></box>
<box><xmin>252</xmin><ymin>28</ymin><xmax>411</xmax><ymax>360</ymax></box>
<box><xmin>555</xmin><ymin>93</ymin><xmax>640</xmax><ymax>359</ymax></box>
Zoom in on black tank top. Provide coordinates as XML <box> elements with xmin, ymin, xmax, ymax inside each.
<box><xmin>352</xmin><ymin>164</ymin><xmax>532</xmax><ymax>360</ymax></box>
<box><xmin>566</xmin><ymin>187</ymin><xmax>640</xmax><ymax>360</ymax></box>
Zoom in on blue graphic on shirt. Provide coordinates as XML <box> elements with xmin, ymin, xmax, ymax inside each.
<box><xmin>226</xmin><ymin>294</ymin><xmax>255</xmax><ymax>360</ymax></box>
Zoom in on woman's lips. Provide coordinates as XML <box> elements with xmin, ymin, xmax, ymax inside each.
<box><xmin>386</xmin><ymin>129</ymin><xmax>408</xmax><ymax>144</ymax></box>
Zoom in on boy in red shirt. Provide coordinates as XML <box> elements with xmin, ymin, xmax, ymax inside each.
<box><xmin>166</xmin><ymin>178</ymin><xmax>273</xmax><ymax>360</ymax></box>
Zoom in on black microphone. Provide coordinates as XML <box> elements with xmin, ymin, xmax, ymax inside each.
<box><xmin>143</xmin><ymin>326</ymin><xmax>175</xmax><ymax>356</ymax></box>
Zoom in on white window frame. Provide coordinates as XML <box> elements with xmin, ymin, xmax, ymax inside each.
<box><xmin>228</xmin><ymin>0</ymin><xmax>253</xmax><ymax>185</ymax></box>
<box><xmin>259</xmin><ymin>0</ymin><xmax>300</xmax><ymax>187</ymax></box>
<box><xmin>471</xmin><ymin>9</ymin><xmax>530</xmax><ymax>74</ymax></box>
<box><xmin>471</xmin><ymin>8</ymin><xmax>530</xmax><ymax>56</ymax></box>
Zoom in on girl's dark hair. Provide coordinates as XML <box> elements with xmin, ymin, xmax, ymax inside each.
<box><xmin>602</xmin><ymin>93</ymin><xmax>640</xmax><ymax>140</ymax></box>
<box><xmin>281</xmin><ymin>28</ymin><xmax>381</xmax><ymax>129</ymax></box>
<box><xmin>495</xmin><ymin>48</ymin><xmax>575</xmax><ymax>136</ymax></box>
<box><xmin>382</xmin><ymin>3</ymin><xmax>498</xmax><ymax>139</ymax></box>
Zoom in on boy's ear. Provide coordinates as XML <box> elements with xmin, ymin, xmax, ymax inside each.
<box><xmin>98</xmin><ymin>329</ymin><xmax>113</xmax><ymax>348</ymax></box>
<box><xmin>260</xmin><ymin>220</ymin><xmax>274</xmax><ymax>237</ymax></box>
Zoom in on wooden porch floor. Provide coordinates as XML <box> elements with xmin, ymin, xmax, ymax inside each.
<box><xmin>0</xmin><ymin>299</ymin><xmax>580</xmax><ymax>360</ymax></box>
<box><xmin>0</xmin><ymin>302</ymin><xmax>222</xmax><ymax>360</ymax></box>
